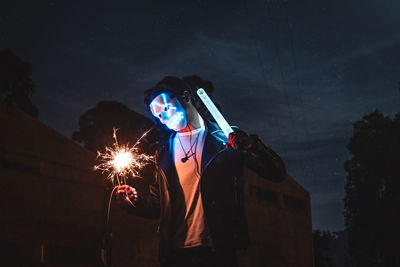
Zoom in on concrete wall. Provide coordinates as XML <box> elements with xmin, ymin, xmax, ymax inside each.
<box><xmin>0</xmin><ymin>105</ymin><xmax>159</xmax><ymax>266</ymax></box>
<box><xmin>237</xmin><ymin>170</ymin><xmax>314</xmax><ymax>267</ymax></box>
<box><xmin>0</xmin><ymin>105</ymin><xmax>108</xmax><ymax>266</ymax></box>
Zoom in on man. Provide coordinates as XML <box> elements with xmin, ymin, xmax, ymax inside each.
<box><xmin>116</xmin><ymin>76</ymin><xmax>286</xmax><ymax>267</ymax></box>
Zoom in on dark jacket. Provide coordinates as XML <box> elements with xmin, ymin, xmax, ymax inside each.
<box><xmin>123</xmin><ymin>121</ymin><xmax>286</xmax><ymax>262</ymax></box>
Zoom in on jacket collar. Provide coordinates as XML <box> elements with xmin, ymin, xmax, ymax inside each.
<box><xmin>201</xmin><ymin>120</ymin><xmax>228</xmax><ymax>173</ymax></box>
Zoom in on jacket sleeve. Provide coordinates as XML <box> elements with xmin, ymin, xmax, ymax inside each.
<box><xmin>244</xmin><ymin>134</ymin><xmax>286</xmax><ymax>182</ymax></box>
<box><xmin>120</xmin><ymin>165</ymin><xmax>161</xmax><ymax>219</ymax></box>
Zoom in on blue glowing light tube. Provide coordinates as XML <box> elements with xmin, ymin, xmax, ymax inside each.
<box><xmin>197</xmin><ymin>88</ymin><xmax>234</xmax><ymax>138</ymax></box>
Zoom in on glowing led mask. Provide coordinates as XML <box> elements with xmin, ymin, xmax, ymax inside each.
<box><xmin>149</xmin><ymin>93</ymin><xmax>187</xmax><ymax>131</ymax></box>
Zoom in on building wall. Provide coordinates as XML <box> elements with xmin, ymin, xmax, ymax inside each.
<box><xmin>237</xmin><ymin>170</ymin><xmax>314</xmax><ymax>267</ymax></box>
<box><xmin>0</xmin><ymin>105</ymin><xmax>161</xmax><ymax>266</ymax></box>
<box><xmin>0</xmin><ymin>105</ymin><xmax>109</xmax><ymax>266</ymax></box>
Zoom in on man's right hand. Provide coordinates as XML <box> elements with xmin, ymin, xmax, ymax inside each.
<box><xmin>116</xmin><ymin>185</ymin><xmax>138</xmax><ymax>203</ymax></box>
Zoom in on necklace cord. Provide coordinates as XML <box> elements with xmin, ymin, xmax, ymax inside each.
<box><xmin>177</xmin><ymin>124</ymin><xmax>201</xmax><ymax>162</ymax></box>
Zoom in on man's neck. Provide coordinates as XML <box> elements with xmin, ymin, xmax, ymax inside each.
<box><xmin>179</xmin><ymin>111</ymin><xmax>204</xmax><ymax>133</ymax></box>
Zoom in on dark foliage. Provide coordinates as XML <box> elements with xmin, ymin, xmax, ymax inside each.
<box><xmin>0</xmin><ymin>48</ymin><xmax>38</xmax><ymax>118</ymax></box>
<box><xmin>72</xmin><ymin>101</ymin><xmax>162</xmax><ymax>153</ymax></box>
<box><xmin>313</xmin><ymin>230</ymin><xmax>336</xmax><ymax>267</ymax></box>
<box><xmin>344</xmin><ymin>110</ymin><xmax>400</xmax><ymax>266</ymax></box>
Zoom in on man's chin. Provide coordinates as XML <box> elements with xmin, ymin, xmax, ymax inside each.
<box><xmin>172</xmin><ymin>122</ymin><xmax>187</xmax><ymax>132</ymax></box>
<box><xmin>172</xmin><ymin>126</ymin><xmax>184</xmax><ymax>132</ymax></box>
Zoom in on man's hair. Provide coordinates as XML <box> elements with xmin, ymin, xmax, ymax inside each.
<box><xmin>144</xmin><ymin>76</ymin><xmax>195</xmax><ymax>106</ymax></box>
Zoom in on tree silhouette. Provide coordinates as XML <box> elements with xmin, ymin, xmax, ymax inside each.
<box><xmin>72</xmin><ymin>101</ymin><xmax>158</xmax><ymax>153</ymax></box>
<box><xmin>313</xmin><ymin>230</ymin><xmax>336</xmax><ymax>267</ymax></box>
<box><xmin>0</xmin><ymin>48</ymin><xmax>38</xmax><ymax>118</ymax></box>
<box><xmin>344</xmin><ymin>110</ymin><xmax>400</xmax><ymax>266</ymax></box>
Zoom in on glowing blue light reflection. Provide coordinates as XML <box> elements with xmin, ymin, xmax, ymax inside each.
<box><xmin>197</xmin><ymin>88</ymin><xmax>233</xmax><ymax>138</ymax></box>
<box><xmin>166</xmin><ymin>111</ymin><xmax>184</xmax><ymax>130</ymax></box>
<box><xmin>150</xmin><ymin>93</ymin><xmax>185</xmax><ymax>130</ymax></box>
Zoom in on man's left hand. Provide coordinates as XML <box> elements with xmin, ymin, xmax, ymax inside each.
<box><xmin>227</xmin><ymin>130</ymin><xmax>255</xmax><ymax>150</ymax></box>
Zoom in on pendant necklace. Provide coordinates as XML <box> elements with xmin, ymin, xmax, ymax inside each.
<box><xmin>177</xmin><ymin>129</ymin><xmax>201</xmax><ymax>163</ymax></box>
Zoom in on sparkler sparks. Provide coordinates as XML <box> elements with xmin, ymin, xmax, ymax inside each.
<box><xmin>95</xmin><ymin>127</ymin><xmax>154</xmax><ymax>224</ymax></box>
<box><xmin>94</xmin><ymin>128</ymin><xmax>154</xmax><ymax>186</ymax></box>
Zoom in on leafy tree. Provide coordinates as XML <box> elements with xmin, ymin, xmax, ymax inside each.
<box><xmin>313</xmin><ymin>230</ymin><xmax>336</xmax><ymax>267</ymax></box>
<box><xmin>0</xmin><ymin>48</ymin><xmax>38</xmax><ymax>118</ymax></box>
<box><xmin>344</xmin><ymin>110</ymin><xmax>400</xmax><ymax>266</ymax></box>
<box><xmin>72</xmin><ymin>101</ymin><xmax>159</xmax><ymax>153</ymax></box>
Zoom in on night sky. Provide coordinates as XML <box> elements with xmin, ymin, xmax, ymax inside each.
<box><xmin>2</xmin><ymin>0</ymin><xmax>400</xmax><ymax>231</ymax></box>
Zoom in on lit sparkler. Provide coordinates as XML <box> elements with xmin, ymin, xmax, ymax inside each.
<box><xmin>95</xmin><ymin>127</ymin><xmax>154</xmax><ymax>225</ymax></box>
<box><xmin>94</xmin><ymin>128</ymin><xmax>154</xmax><ymax>186</ymax></box>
